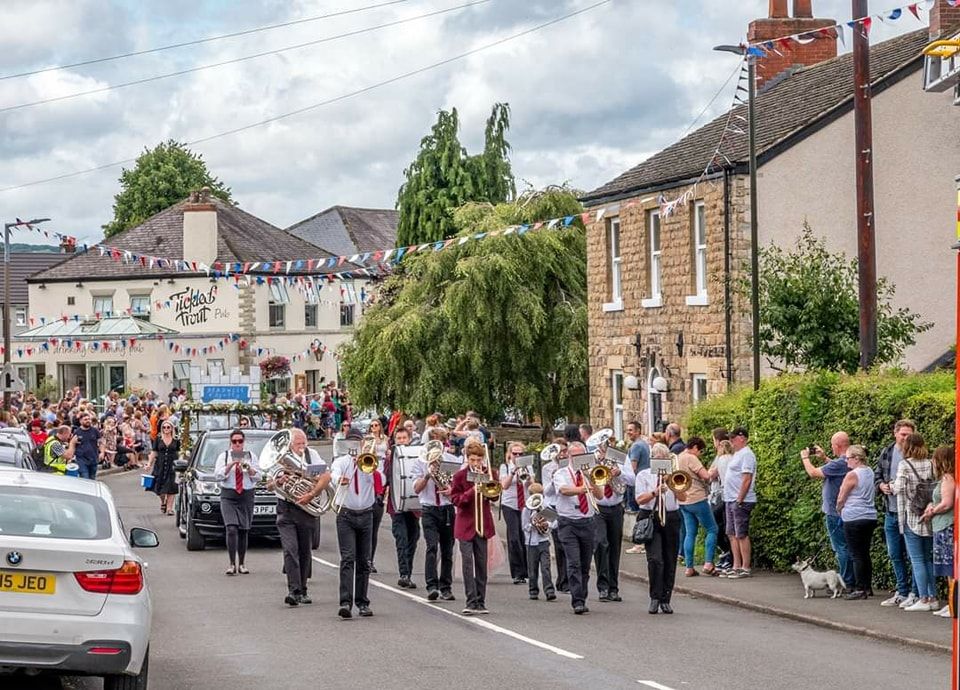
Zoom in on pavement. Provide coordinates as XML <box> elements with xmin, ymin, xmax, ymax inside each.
<box><xmin>16</xmin><ymin>470</ymin><xmax>947</xmax><ymax>690</ymax></box>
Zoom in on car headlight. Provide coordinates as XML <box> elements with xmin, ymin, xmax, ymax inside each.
<box><xmin>196</xmin><ymin>481</ymin><xmax>221</xmax><ymax>496</ymax></box>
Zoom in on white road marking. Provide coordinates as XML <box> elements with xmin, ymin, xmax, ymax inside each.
<box><xmin>637</xmin><ymin>681</ymin><xmax>677</xmax><ymax>690</ymax></box>
<box><xmin>312</xmin><ymin>556</ymin><xmax>583</xmax><ymax>660</ymax></box>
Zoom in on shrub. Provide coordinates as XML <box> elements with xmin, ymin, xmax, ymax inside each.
<box><xmin>684</xmin><ymin>371</ymin><xmax>955</xmax><ymax>589</ymax></box>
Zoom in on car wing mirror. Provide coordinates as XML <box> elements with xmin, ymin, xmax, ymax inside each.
<box><xmin>129</xmin><ymin>527</ymin><xmax>160</xmax><ymax>548</ymax></box>
<box><xmin>173</xmin><ymin>459</ymin><xmax>189</xmax><ymax>473</ymax></box>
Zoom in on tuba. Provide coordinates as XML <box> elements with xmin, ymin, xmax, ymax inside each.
<box><xmin>423</xmin><ymin>440</ymin><xmax>452</xmax><ymax>490</ymax></box>
<box><xmin>260</xmin><ymin>430</ymin><xmax>333</xmax><ymax>517</ymax></box>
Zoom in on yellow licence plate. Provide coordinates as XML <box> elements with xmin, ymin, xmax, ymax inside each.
<box><xmin>0</xmin><ymin>570</ymin><xmax>56</xmax><ymax>595</ymax></box>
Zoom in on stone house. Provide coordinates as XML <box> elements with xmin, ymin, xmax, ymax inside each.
<box><xmin>580</xmin><ymin>1</ymin><xmax>960</xmax><ymax>437</ymax></box>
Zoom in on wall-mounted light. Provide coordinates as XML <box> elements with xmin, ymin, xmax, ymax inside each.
<box><xmin>676</xmin><ymin>331</ymin><xmax>685</xmax><ymax>358</ymax></box>
<box><xmin>624</xmin><ymin>375</ymin><xmax>640</xmax><ymax>391</ymax></box>
<box><xmin>75</xmin><ymin>282</ymin><xmax>83</xmax><ymax>288</ymax></box>
<box><xmin>652</xmin><ymin>376</ymin><xmax>669</xmax><ymax>393</ymax></box>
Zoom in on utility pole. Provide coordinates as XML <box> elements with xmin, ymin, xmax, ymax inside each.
<box><xmin>3</xmin><ymin>217</ymin><xmax>51</xmax><ymax>411</ymax></box>
<box><xmin>852</xmin><ymin>0</ymin><xmax>878</xmax><ymax>369</ymax></box>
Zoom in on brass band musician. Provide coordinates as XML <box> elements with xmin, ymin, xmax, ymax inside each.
<box><xmin>411</xmin><ymin>429</ymin><xmax>457</xmax><ymax>601</ymax></box>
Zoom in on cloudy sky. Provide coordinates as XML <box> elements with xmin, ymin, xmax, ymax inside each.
<box><xmin>0</xmin><ymin>0</ymin><xmax>924</xmax><ymax>245</ymax></box>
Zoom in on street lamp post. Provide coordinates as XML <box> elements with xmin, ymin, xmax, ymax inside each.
<box><xmin>3</xmin><ymin>217</ymin><xmax>51</xmax><ymax>411</ymax></box>
<box><xmin>714</xmin><ymin>44</ymin><xmax>760</xmax><ymax>390</ymax></box>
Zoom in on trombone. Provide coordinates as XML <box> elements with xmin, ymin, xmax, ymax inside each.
<box><xmin>331</xmin><ymin>436</ymin><xmax>379</xmax><ymax>514</ymax></box>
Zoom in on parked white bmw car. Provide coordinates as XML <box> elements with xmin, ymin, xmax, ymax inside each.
<box><xmin>0</xmin><ymin>467</ymin><xmax>157</xmax><ymax>688</ymax></box>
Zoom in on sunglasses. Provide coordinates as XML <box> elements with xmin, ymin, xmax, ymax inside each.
<box><xmin>511</xmin><ymin>451</ymin><xmax>522</xmax><ymax>456</ymax></box>
<box><xmin>230</xmin><ymin>439</ymin><xmax>244</xmax><ymax>444</ymax></box>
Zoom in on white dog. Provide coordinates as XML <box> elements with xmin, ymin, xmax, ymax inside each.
<box><xmin>791</xmin><ymin>559</ymin><xmax>845</xmax><ymax>599</ymax></box>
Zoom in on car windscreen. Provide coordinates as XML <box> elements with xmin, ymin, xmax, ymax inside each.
<box><xmin>195</xmin><ymin>435</ymin><xmax>272</xmax><ymax>472</ymax></box>
<box><xmin>0</xmin><ymin>487</ymin><xmax>111</xmax><ymax>539</ymax></box>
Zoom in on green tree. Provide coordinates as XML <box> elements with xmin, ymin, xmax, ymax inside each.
<box><xmin>395</xmin><ymin>103</ymin><xmax>514</xmax><ymax>247</ymax></box>
<box><xmin>342</xmin><ymin>186</ymin><xmax>584</xmax><ymax>437</ymax></box>
<box><xmin>103</xmin><ymin>140</ymin><xmax>232</xmax><ymax>237</ymax></box>
<box><xmin>749</xmin><ymin>223</ymin><xmax>931</xmax><ymax>373</ymax></box>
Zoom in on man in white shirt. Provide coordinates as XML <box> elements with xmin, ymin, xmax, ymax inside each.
<box><xmin>499</xmin><ymin>442</ymin><xmax>530</xmax><ymax>585</ymax></box>
<box><xmin>386</xmin><ymin>427</ymin><xmax>421</xmax><ymax>589</ymax></box>
<box><xmin>540</xmin><ymin>446</ymin><xmax>568</xmax><ymax>593</ymax></box>
<box><xmin>723</xmin><ymin>426</ymin><xmax>757</xmax><ymax>579</ymax></box>
<box><xmin>593</xmin><ymin>447</ymin><xmax>634</xmax><ymax>602</ymax></box>
<box><xmin>552</xmin><ymin>440</ymin><xmax>604</xmax><ymax>615</ymax></box>
<box><xmin>330</xmin><ymin>426</ymin><xmax>377</xmax><ymax>619</ymax></box>
<box><xmin>411</xmin><ymin>430</ymin><xmax>457</xmax><ymax>601</ymax></box>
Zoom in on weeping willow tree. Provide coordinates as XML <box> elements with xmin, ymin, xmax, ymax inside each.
<box><xmin>341</xmin><ymin>186</ymin><xmax>585</xmax><ymax>436</ymax></box>
<box><xmin>395</xmin><ymin>103</ymin><xmax>515</xmax><ymax>247</ymax></box>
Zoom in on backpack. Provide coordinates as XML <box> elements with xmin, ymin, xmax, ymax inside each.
<box><xmin>904</xmin><ymin>459</ymin><xmax>935</xmax><ymax>516</ymax></box>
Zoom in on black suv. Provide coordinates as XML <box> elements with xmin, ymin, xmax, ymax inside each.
<box><xmin>174</xmin><ymin>429</ymin><xmax>280</xmax><ymax>550</ymax></box>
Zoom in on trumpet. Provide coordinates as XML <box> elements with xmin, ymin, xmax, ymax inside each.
<box><xmin>515</xmin><ymin>465</ymin><xmax>530</xmax><ymax>482</ymax></box>
<box><xmin>332</xmin><ymin>436</ymin><xmax>380</xmax><ymax>514</ymax></box>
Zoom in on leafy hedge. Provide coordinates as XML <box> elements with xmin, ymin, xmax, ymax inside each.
<box><xmin>685</xmin><ymin>371</ymin><xmax>955</xmax><ymax>589</ymax></box>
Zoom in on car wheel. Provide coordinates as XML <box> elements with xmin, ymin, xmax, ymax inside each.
<box><xmin>186</xmin><ymin>511</ymin><xmax>205</xmax><ymax>551</ymax></box>
<box><xmin>103</xmin><ymin>646</ymin><xmax>148</xmax><ymax>690</ymax></box>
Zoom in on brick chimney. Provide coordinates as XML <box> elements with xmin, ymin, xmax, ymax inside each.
<box><xmin>182</xmin><ymin>187</ymin><xmax>218</xmax><ymax>266</ymax></box>
<box><xmin>748</xmin><ymin>0</ymin><xmax>838</xmax><ymax>89</ymax></box>
<box><xmin>930</xmin><ymin>0</ymin><xmax>960</xmax><ymax>38</ymax></box>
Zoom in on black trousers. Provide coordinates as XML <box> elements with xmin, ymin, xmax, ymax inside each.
<box><xmin>593</xmin><ymin>503</ymin><xmax>625</xmax><ymax>595</ymax></box>
<box><xmin>370</xmin><ymin>498</ymin><xmax>384</xmax><ymax>564</ymax></box>
<box><xmin>459</xmin><ymin>535</ymin><xmax>489</xmax><ymax>608</ymax></box>
<box><xmin>502</xmin><ymin>505</ymin><xmax>528</xmax><ymax>580</ymax></box>
<box><xmin>391</xmin><ymin>511</ymin><xmax>420</xmax><ymax>579</ymax></box>
<box><xmin>646</xmin><ymin>510</ymin><xmax>681</xmax><ymax>603</ymax></box>
<box><xmin>712</xmin><ymin>501</ymin><xmax>731</xmax><ymax>555</ymax></box>
<box><xmin>277</xmin><ymin>501</ymin><xmax>316</xmax><ymax>595</ymax></box>
<box><xmin>843</xmin><ymin>518</ymin><xmax>877</xmax><ymax>592</ymax></box>
<box><xmin>551</xmin><ymin>526</ymin><xmax>568</xmax><ymax>591</ymax></box>
<box><xmin>558</xmin><ymin>516</ymin><xmax>595</xmax><ymax>609</ymax></box>
<box><xmin>527</xmin><ymin>542</ymin><xmax>554</xmax><ymax>597</ymax></box>
<box><xmin>336</xmin><ymin>508</ymin><xmax>373</xmax><ymax>608</ymax></box>
<box><xmin>421</xmin><ymin>505</ymin><xmax>455</xmax><ymax>593</ymax></box>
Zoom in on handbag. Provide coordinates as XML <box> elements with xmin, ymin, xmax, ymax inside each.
<box><xmin>632</xmin><ymin>507</ymin><xmax>656</xmax><ymax>545</ymax></box>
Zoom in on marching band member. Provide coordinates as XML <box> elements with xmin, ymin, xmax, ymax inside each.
<box><xmin>214</xmin><ymin>429</ymin><xmax>261</xmax><ymax>576</ymax></box>
<box><xmin>384</xmin><ymin>426</ymin><xmax>421</xmax><ymax>588</ymax></box>
<box><xmin>552</xmin><ymin>436</ymin><xmax>603</xmax><ymax>615</ymax></box>
<box><xmin>593</xmin><ymin>444</ymin><xmax>634</xmax><ymax>603</ymax></box>
<box><xmin>330</xmin><ymin>426</ymin><xmax>376</xmax><ymax>619</ymax></box>
<box><xmin>521</xmin><ymin>482</ymin><xmax>556</xmax><ymax>601</ymax></box>
<box><xmin>635</xmin><ymin>443</ymin><xmax>687</xmax><ymax>614</ymax></box>
<box><xmin>365</xmin><ymin>418</ymin><xmax>389</xmax><ymax>574</ymax></box>
<box><xmin>411</xmin><ymin>428</ymin><xmax>456</xmax><ymax>601</ymax></box>
<box><xmin>449</xmin><ymin>438</ymin><xmax>498</xmax><ymax>615</ymax></box>
<box><xmin>541</xmin><ymin>442</ymin><xmax>568</xmax><ymax>593</ymax></box>
<box><xmin>499</xmin><ymin>441</ymin><xmax>530</xmax><ymax>584</ymax></box>
<box><xmin>270</xmin><ymin>428</ymin><xmax>330</xmax><ymax>607</ymax></box>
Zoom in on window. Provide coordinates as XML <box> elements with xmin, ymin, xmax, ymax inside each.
<box><xmin>340</xmin><ymin>304</ymin><xmax>355</xmax><ymax>327</ymax></box>
<box><xmin>129</xmin><ymin>294</ymin><xmax>151</xmax><ymax>319</ymax></box>
<box><xmin>66</xmin><ymin>296</ymin><xmax>75</xmax><ymax>306</ymax></box>
<box><xmin>687</xmin><ymin>201</ymin><xmax>709</xmax><ymax>306</ymax></box>
<box><xmin>269</xmin><ymin>281</ymin><xmax>290</xmax><ymax>304</ymax></box>
<box><xmin>603</xmin><ymin>217</ymin><xmax>623</xmax><ymax>311</ymax></box>
<box><xmin>611</xmin><ymin>370</ymin><xmax>624</xmax><ymax>440</ymax></box>
<box><xmin>92</xmin><ymin>295</ymin><xmax>113</xmax><ymax>315</ymax></box>
<box><xmin>642</xmin><ymin>211</ymin><xmax>662</xmax><ymax>308</ymax></box>
<box><xmin>207</xmin><ymin>360</ymin><xmax>224</xmax><ymax>376</ymax></box>
<box><xmin>172</xmin><ymin>361</ymin><xmax>191</xmax><ymax>382</ymax></box>
<box><xmin>692</xmin><ymin>374</ymin><xmax>708</xmax><ymax>405</ymax></box>
<box><xmin>304</xmin><ymin>304</ymin><xmax>318</xmax><ymax>328</ymax></box>
<box><xmin>304</xmin><ymin>282</ymin><xmax>320</xmax><ymax>305</ymax></box>
<box><xmin>14</xmin><ymin>308</ymin><xmax>26</xmax><ymax>327</ymax></box>
<box><xmin>269</xmin><ymin>303</ymin><xmax>286</xmax><ymax>329</ymax></box>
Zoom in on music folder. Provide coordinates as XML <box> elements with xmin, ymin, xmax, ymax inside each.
<box><xmin>605</xmin><ymin>447</ymin><xmax>628</xmax><ymax>464</ymax></box>
<box><xmin>570</xmin><ymin>453</ymin><xmax>595</xmax><ymax>471</ymax></box>
<box><xmin>538</xmin><ymin>506</ymin><xmax>558</xmax><ymax>522</ymax></box>
<box><xmin>514</xmin><ymin>454</ymin><xmax>535</xmax><ymax>468</ymax></box>
<box><xmin>439</xmin><ymin>460</ymin><xmax>462</xmax><ymax>475</ymax></box>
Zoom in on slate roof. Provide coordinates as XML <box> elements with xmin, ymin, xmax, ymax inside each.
<box><xmin>29</xmin><ymin>198</ymin><xmax>339</xmax><ymax>282</ymax></box>
<box><xmin>8</xmin><ymin>252</ymin><xmax>64</xmax><ymax>302</ymax></box>
<box><xmin>286</xmin><ymin>206</ymin><xmax>398</xmax><ymax>257</ymax></box>
<box><xmin>15</xmin><ymin>316</ymin><xmax>177</xmax><ymax>340</ymax></box>
<box><xmin>582</xmin><ymin>28</ymin><xmax>932</xmax><ymax>204</ymax></box>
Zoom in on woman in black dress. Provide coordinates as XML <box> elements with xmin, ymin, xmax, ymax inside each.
<box><xmin>148</xmin><ymin>421</ymin><xmax>180</xmax><ymax>515</ymax></box>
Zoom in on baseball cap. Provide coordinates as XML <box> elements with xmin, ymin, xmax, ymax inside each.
<box><xmin>731</xmin><ymin>426</ymin><xmax>749</xmax><ymax>439</ymax></box>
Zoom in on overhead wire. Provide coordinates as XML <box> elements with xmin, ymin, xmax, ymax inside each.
<box><xmin>0</xmin><ymin>0</ymin><xmax>492</xmax><ymax>114</ymax></box>
<box><xmin>0</xmin><ymin>0</ymin><xmax>416</xmax><ymax>81</ymax></box>
<box><xmin>0</xmin><ymin>0</ymin><xmax>613</xmax><ymax>195</ymax></box>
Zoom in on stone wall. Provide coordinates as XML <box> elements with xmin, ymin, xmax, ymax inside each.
<box><xmin>584</xmin><ymin>174</ymin><xmax>754</xmax><ymax>436</ymax></box>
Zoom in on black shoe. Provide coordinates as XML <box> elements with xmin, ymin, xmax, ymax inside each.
<box><xmin>462</xmin><ymin>607</ymin><xmax>475</xmax><ymax>616</ymax></box>
<box><xmin>529</xmin><ymin>594</ymin><xmax>539</xmax><ymax>600</ymax></box>
<box><xmin>648</xmin><ymin>599</ymin><xmax>660</xmax><ymax>614</ymax></box>
<box><xmin>397</xmin><ymin>577</ymin><xmax>410</xmax><ymax>588</ymax></box>
<box><xmin>598</xmin><ymin>590</ymin><xmax>611</xmax><ymax>602</ymax></box>
<box><xmin>844</xmin><ymin>590</ymin><xmax>868</xmax><ymax>600</ymax></box>
<box><xmin>608</xmin><ymin>592</ymin><xmax>622</xmax><ymax>602</ymax></box>
<box><xmin>513</xmin><ymin>577</ymin><xmax>527</xmax><ymax>585</ymax></box>
<box><xmin>369</xmin><ymin>563</ymin><xmax>378</xmax><ymax>574</ymax></box>
<box><xmin>284</xmin><ymin>594</ymin><xmax>299</xmax><ymax>607</ymax></box>
<box><xmin>358</xmin><ymin>606</ymin><xmax>373</xmax><ymax>617</ymax></box>
<box><xmin>440</xmin><ymin>591</ymin><xmax>456</xmax><ymax>601</ymax></box>
<box><xmin>427</xmin><ymin>589</ymin><xmax>439</xmax><ymax>601</ymax></box>
<box><xmin>582</xmin><ymin>606</ymin><xmax>590</xmax><ymax>613</ymax></box>
<box><xmin>659</xmin><ymin>602</ymin><xmax>673</xmax><ymax>614</ymax></box>
<box><xmin>573</xmin><ymin>604</ymin><xmax>586</xmax><ymax>615</ymax></box>
<box><xmin>338</xmin><ymin>606</ymin><xmax>352</xmax><ymax>619</ymax></box>
<box><xmin>546</xmin><ymin>593</ymin><xmax>557</xmax><ymax>601</ymax></box>
<box><xmin>475</xmin><ymin>605</ymin><xmax>489</xmax><ymax>615</ymax></box>
<box><xmin>558</xmin><ymin>587</ymin><xmax>570</xmax><ymax>594</ymax></box>
<box><xmin>297</xmin><ymin>592</ymin><xmax>313</xmax><ymax>605</ymax></box>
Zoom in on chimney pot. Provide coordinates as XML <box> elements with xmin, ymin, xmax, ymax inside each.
<box><xmin>769</xmin><ymin>0</ymin><xmax>788</xmax><ymax>18</ymax></box>
<box><xmin>794</xmin><ymin>0</ymin><xmax>813</xmax><ymax>18</ymax></box>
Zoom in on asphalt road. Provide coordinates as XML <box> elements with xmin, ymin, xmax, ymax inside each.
<box><xmin>26</xmin><ymin>471</ymin><xmax>951</xmax><ymax>689</ymax></box>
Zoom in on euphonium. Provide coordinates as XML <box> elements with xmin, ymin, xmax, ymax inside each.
<box><xmin>587</xmin><ymin>463</ymin><xmax>612</xmax><ymax>486</ymax></box>
<box><xmin>526</xmin><ymin>492</ymin><xmax>545</xmax><ymax>511</ymax></box>
<box><xmin>665</xmin><ymin>469</ymin><xmax>693</xmax><ymax>493</ymax></box>
<box><xmin>259</xmin><ymin>430</ymin><xmax>333</xmax><ymax>517</ymax></box>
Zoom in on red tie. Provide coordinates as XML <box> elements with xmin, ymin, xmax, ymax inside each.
<box><xmin>604</xmin><ymin>484</ymin><xmax>613</xmax><ymax>499</ymax></box>
<box><xmin>517</xmin><ymin>476</ymin><xmax>525</xmax><ymax>510</ymax></box>
<box><xmin>575</xmin><ymin>471</ymin><xmax>588</xmax><ymax>514</ymax></box>
<box><xmin>235</xmin><ymin>463</ymin><xmax>243</xmax><ymax>494</ymax></box>
<box><xmin>353</xmin><ymin>468</ymin><xmax>359</xmax><ymax>494</ymax></box>
<box><xmin>435</xmin><ymin>481</ymin><xmax>441</xmax><ymax>506</ymax></box>
<box><xmin>373</xmin><ymin>471</ymin><xmax>383</xmax><ymax>496</ymax></box>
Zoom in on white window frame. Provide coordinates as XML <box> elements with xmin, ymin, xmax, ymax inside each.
<box><xmin>611</xmin><ymin>369</ymin><xmax>624</xmax><ymax>440</ymax></box>
<box><xmin>692</xmin><ymin>373</ymin><xmax>708</xmax><ymax>405</ymax></box>
<box><xmin>269</xmin><ymin>281</ymin><xmax>290</xmax><ymax>305</ymax></box>
<box><xmin>304</xmin><ymin>303</ymin><xmax>318</xmax><ymax>329</ymax></box>
<box><xmin>14</xmin><ymin>307</ymin><xmax>26</xmax><ymax>327</ymax></box>
<box><xmin>602</xmin><ymin>217</ymin><xmax>623</xmax><ymax>312</ymax></box>
<box><xmin>92</xmin><ymin>295</ymin><xmax>114</xmax><ymax>315</ymax></box>
<box><xmin>686</xmin><ymin>201</ymin><xmax>709</xmax><ymax>306</ymax></box>
<box><xmin>172</xmin><ymin>361</ymin><xmax>191</xmax><ymax>381</ymax></box>
<box><xmin>129</xmin><ymin>294</ymin><xmax>152</xmax><ymax>318</ymax></box>
<box><xmin>269</xmin><ymin>302</ymin><xmax>286</xmax><ymax>329</ymax></box>
<box><xmin>642</xmin><ymin>211</ymin><xmax>662</xmax><ymax>308</ymax></box>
